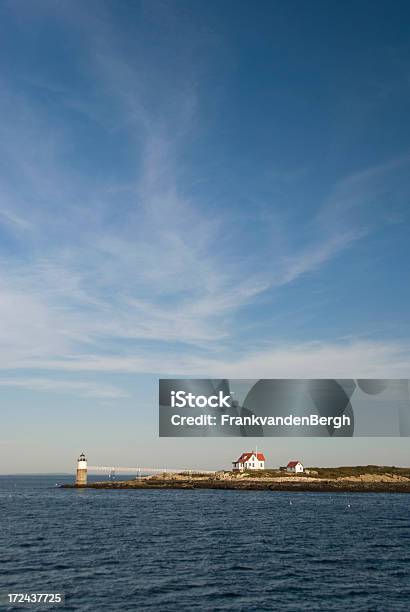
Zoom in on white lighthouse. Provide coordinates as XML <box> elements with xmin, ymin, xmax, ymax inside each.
<box><xmin>76</xmin><ymin>452</ymin><xmax>87</xmax><ymax>486</ymax></box>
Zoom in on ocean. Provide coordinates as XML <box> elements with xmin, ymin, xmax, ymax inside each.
<box><xmin>0</xmin><ymin>475</ymin><xmax>409</xmax><ymax>611</ymax></box>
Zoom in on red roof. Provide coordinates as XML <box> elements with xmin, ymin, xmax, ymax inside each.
<box><xmin>287</xmin><ymin>461</ymin><xmax>301</xmax><ymax>468</ymax></box>
<box><xmin>235</xmin><ymin>451</ymin><xmax>265</xmax><ymax>463</ymax></box>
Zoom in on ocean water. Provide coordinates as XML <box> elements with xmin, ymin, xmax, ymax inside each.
<box><xmin>0</xmin><ymin>476</ymin><xmax>409</xmax><ymax>611</ymax></box>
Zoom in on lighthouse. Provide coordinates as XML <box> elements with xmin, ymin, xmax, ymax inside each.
<box><xmin>76</xmin><ymin>452</ymin><xmax>87</xmax><ymax>486</ymax></box>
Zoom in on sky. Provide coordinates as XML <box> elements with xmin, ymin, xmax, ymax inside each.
<box><xmin>0</xmin><ymin>0</ymin><xmax>410</xmax><ymax>473</ymax></box>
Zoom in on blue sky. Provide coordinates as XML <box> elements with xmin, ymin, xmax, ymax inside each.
<box><xmin>1</xmin><ymin>1</ymin><xmax>410</xmax><ymax>472</ymax></box>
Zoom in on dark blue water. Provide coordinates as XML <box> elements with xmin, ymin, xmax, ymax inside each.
<box><xmin>0</xmin><ymin>476</ymin><xmax>409</xmax><ymax>611</ymax></box>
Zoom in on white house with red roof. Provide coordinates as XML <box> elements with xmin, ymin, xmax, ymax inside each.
<box><xmin>287</xmin><ymin>460</ymin><xmax>304</xmax><ymax>473</ymax></box>
<box><xmin>232</xmin><ymin>451</ymin><xmax>265</xmax><ymax>471</ymax></box>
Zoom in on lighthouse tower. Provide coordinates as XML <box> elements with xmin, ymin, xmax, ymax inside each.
<box><xmin>76</xmin><ymin>452</ymin><xmax>87</xmax><ymax>486</ymax></box>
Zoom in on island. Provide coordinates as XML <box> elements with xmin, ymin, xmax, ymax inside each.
<box><xmin>61</xmin><ymin>466</ymin><xmax>410</xmax><ymax>493</ymax></box>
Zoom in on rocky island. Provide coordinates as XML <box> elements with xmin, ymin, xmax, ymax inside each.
<box><xmin>62</xmin><ymin>466</ymin><xmax>410</xmax><ymax>493</ymax></box>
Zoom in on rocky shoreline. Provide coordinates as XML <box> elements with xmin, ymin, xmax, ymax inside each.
<box><xmin>61</xmin><ymin>476</ymin><xmax>410</xmax><ymax>494</ymax></box>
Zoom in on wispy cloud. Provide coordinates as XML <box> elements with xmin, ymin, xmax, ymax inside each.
<box><xmin>15</xmin><ymin>340</ymin><xmax>410</xmax><ymax>380</ymax></box>
<box><xmin>0</xmin><ymin>377</ymin><xmax>128</xmax><ymax>399</ymax></box>
<box><xmin>319</xmin><ymin>154</ymin><xmax>410</xmax><ymax>232</ymax></box>
<box><xmin>0</xmin><ymin>3</ymin><xmax>409</xmax><ymax>398</ymax></box>
<box><xmin>276</xmin><ymin>230</ymin><xmax>363</xmax><ymax>286</ymax></box>
<box><xmin>0</xmin><ymin>206</ymin><xmax>32</xmax><ymax>230</ymax></box>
